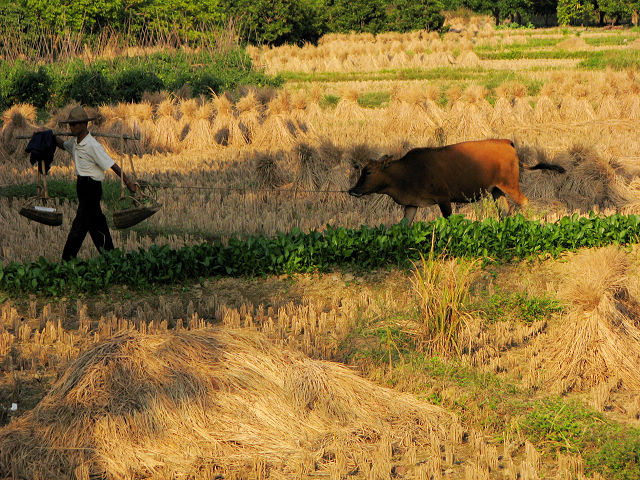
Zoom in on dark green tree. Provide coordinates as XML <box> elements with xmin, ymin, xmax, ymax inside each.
<box><xmin>325</xmin><ymin>0</ymin><xmax>387</xmax><ymax>33</ymax></box>
<box><xmin>596</xmin><ymin>0</ymin><xmax>631</xmax><ymax>24</ymax></box>
<box><xmin>557</xmin><ymin>0</ymin><xmax>596</xmax><ymax>25</ymax></box>
<box><xmin>459</xmin><ymin>0</ymin><xmax>532</xmax><ymax>24</ymax></box>
<box><xmin>531</xmin><ymin>0</ymin><xmax>558</xmax><ymax>25</ymax></box>
<box><xmin>220</xmin><ymin>0</ymin><xmax>323</xmax><ymax>45</ymax></box>
<box><xmin>388</xmin><ymin>0</ymin><xmax>446</xmax><ymax>32</ymax></box>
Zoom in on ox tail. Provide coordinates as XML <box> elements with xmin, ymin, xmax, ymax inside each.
<box><xmin>524</xmin><ymin>163</ymin><xmax>566</xmax><ymax>174</ymax></box>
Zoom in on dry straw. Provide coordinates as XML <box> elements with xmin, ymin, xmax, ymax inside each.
<box><xmin>151</xmin><ymin>97</ymin><xmax>180</xmax><ymax>152</ymax></box>
<box><xmin>1</xmin><ymin>103</ymin><xmax>37</xmax><ymax>156</ymax></box>
<box><xmin>411</xmin><ymin>248</ymin><xmax>478</xmax><ymax>357</ymax></box>
<box><xmin>0</xmin><ymin>328</ymin><xmax>455</xmax><ymax>479</ymax></box>
<box><xmin>253</xmin><ymin>151</ymin><xmax>288</xmax><ymax>188</ymax></box>
<box><xmin>530</xmin><ymin>247</ymin><xmax>640</xmax><ymax>396</ymax></box>
<box><xmin>182</xmin><ymin>102</ymin><xmax>214</xmax><ymax>151</ymax></box>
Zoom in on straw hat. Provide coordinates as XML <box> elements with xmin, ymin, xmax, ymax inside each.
<box><xmin>59</xmin><ymin>105</ymin><xmax>97</xmax><ymax>124</ymax></box>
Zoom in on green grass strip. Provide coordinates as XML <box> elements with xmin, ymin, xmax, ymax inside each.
<box><xmin>1</xmin><ymin>213</ymin><xmax>639</xmax><ymax>296</ymax></box>
<box><xmin>579</xmin><ymin>49</ymin><xmax>640</xmax><ymax>70</ymax></box>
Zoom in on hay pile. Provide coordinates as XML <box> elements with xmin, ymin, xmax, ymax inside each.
<box><xmin>555</xmin><ymin>36</ymin><xmax>589</xmax><ymax>50</ymax></box>
<box><xmin>519</xmin><ymin>143</ymin><xmax>637</xmax><ymax>212</ymax></box>
<box><xmin>526</xmin><ymin>248</ymin><xmax>640</xmax><ymax>398</ymax></box>
<box><xmin>0</xmin><ymin>328</ymin><xmax>455</xmax><ymax>479</ymax></box>
<box><xmin>1</xmin><ymin>104</ymin><xmax>37</xmax><ymax>158</ymax></box>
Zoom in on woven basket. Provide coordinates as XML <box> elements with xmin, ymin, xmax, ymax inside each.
<box><xmin>20</xmin><ymin>206</ymin><xmax>63</xmax><ymax>226</ymax></box>
<box><xmin>19</xmin><ymin>204</ymin><xmax>63</xmax><ymax>226</ymax></box>
<box><xmin>113</xmin><ymin>204</ymin><xmax>161</xmax><ymax>229</ymax></box>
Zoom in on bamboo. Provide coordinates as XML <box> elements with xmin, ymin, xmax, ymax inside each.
<box><xmin>15</xmin><ymin>131</ymin><xmax>140</xmax><ymax>140</ymax></box>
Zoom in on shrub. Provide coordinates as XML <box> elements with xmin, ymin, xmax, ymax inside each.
<box><xmin>113</xmin><ymin>69</ymin><xmax>164</xmax><ymax>103</ymax></box>
<box><xmin>1</xmin><ymin>63</ymin><xmax>52</xmax><ymax>110</ymax></box>
<box><xmin>62</xmin><ymin>64</ymin><xmax>113</xmax><ymax>106</ymax></box>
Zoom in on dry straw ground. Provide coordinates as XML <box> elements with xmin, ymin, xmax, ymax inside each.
<box><xmin>2</xmin><ymin>24</ymin><xmax>640</xmax><ymax>480</ymax></box>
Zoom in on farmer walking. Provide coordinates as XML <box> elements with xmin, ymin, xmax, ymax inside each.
<box><xmin>53</xmin><ymin>106</ymin><xmax>137</xmax><ymax>261</ymax></box>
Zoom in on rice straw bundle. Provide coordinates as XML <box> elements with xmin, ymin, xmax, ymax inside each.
<box><xmin>517</xmin><ymin>142</ymin><xmax>565</xmax><ymax>207</ymax></box>
<box><xmin>456</xmin><ymin>50</ymin><xmax>480</xmax><ymax>67</ymax></box>
<box><xmin>253</xmin><ymin>113</ymin><xmax>300</xmax><ymax>151</ymax></box>
<box><xmin>265</xmin><ymin>91</ymin><xmax>292</xmax><ymax>118</ymax></box>
<box><xmin>127</xmin><ymin>102</ymin><xmax>154</xmax><ymax>152</ymax></box>
<box><xmin>178</xmin><ymin>98</ymin><xmax>199</xmax><ymax>124</ymax></box>
<box><xmin>236</xmin><ymin>90</ymin><xmax>263</xmax><ymax>145</ymax></box>
<box><xmin>445</xmin><ymin>85</ymin><xmax>462</xmax><ymax>104</ymax></box>
<box><xmin>533</xmin><ymin>96</ymin><xmax>560</xmax><ymax>124</ymax></box>
<box><xmin>151</xmin><ymin>97</ymin><xmax>180</xmax><ymax>152</ymax></box>
<box><xmin>290</xmin><ymin>90</ymin><xmax>309</xmax><ymax>123</ymax></box>
<box><xmin>254</xmin><ymin>151</ymin><xmax>287</xmax><ymax>188</ymax></box>
<box><xmin>211</xmin><ymin>94</ymin><xmax>245</xmax><ymax>147</ymax></box>
<box><xmin>621</xmin><ymin>95</ymin><xmax>640</xmax><ymax>120</ymax></box>
<box><xmin>494</xmin><ymin>81</ymin><xmax>527</xmax><ymax>100</ymax></box>
<box><xmin>305</xmin><ymin>84</ymin><xmax>325</xmax><ymax>123</ymax></box>
<box><xmin>490</xmin><ymin>97</ymin><xmax>517</xmax><ymax>130</ymax></box>
<box><xmin>293</xmin><ymin>142</ymin><xmax>327</xmax><ymax>189</ymax></box>
<box><xmin>446</xmin><ymin>101</ymin><xmax>491</xmax><ymax>141</ymax></box>
<box><xmin>1</xmin><ymin>103</ymin><xmax>37</xmax><ymax>156</ymax></box>
<box><xmin>512</xmin><ymin>97</ymin><xmax>534</xmax><ymax>125</ymax></box>
<box><xmin>461</xmin><ymin>85</ymin><xmax>489</xmax><ymax>105</ymax></box>
<box><xmin>0</xmin><ymin>328</ymin><xmax>455</xmax><ymax>479</ymax></box>
<box><xmin>554</xmin><ymin>36</ymin><xmax>589</xmax><ymax>50</ymax></box>
<box><xmin>596</xmin><ymin>95</ymin><xmax>621</xmax><ymax>120</ymax></box>
<box><xmin>334</xmin><ymin>87</ymin><xmax>367</xmax><ymax>123</ymax></box>
<box><xmin>531</xmin><ymin>248</ymin><xmax>640</xmax><ymax>395</ymax></box>
<box><xmin>95</xmin><ymin>104</ymin><xmax>131</xmax><ymax>156</ymax></box>
<box><xmin>386</xmin><ymin>90</ymin><xmax>436</xmax><ymax>136</ymax></box>
<box><xmin>182</xmin><ymin>102</ymin><xmax>215</xmax><ymax>151</ymax></box>
<box><xmin>553</xmin><ymin>144</ymin><xmax>632</xmax><ymax>211</ymax></box>
<box><xmin>559</xmin><ymin>96</ymin><xmax>596</xmax><ymax>122</ymax></box>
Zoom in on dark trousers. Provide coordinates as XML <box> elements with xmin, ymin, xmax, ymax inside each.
<box><xmin>62</xmin><ymin>176</ymin><xmax>114</xmax><ymax>261</ymax></box>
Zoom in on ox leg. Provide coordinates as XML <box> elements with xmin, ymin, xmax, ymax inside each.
<box><xmin>498</xmin><ymin>185</ymin><xmax>529</xmax><ymax>213</ymax></box>
<box><xmin>491</xmin><ymin>187</ymin><xmax>510</xmax><ymax>217</ymax></box>
<box><xmin>403</xmin><ymin>205</ymin><xmax>418</xmax><ymax>225</ymax></box>
<box><xmin>438</xmin><ymin>202</ymin><xmax>452</xmax><ymax>218</ymax></box>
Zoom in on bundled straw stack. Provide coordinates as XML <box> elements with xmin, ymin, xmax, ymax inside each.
<box><xmin>253</xmin><ymin>92</ymin><xmax>301</xmax><ymax>151</ymax></box>
<box><xmin>1</xmin><ymin>104</ymin><xmax>37</xmax><ymax>159</ymax></box>
<box><xmin>182</xmin><ymin>102</ymin><xmax>215</xmax><ymax>151</ymax></box>
<box><xmin>151</xmin><ymin>97</ymin><xmax>180</xmax><ymax>152</ymax></box>
<box><xmin>527</xmin><ymin>248</ymin><xmax>640</xmax><ymax>400</ymax></box>
<box><xmin>0</xmin><ymin>328</ymin><xmax>455</xmax><ymax>479</ymax></box>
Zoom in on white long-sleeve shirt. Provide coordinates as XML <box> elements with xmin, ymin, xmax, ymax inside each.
<box><xmin>63</xmin><ymin>133</ymin><xmax>114</xmax><ymax>181</ymax></box>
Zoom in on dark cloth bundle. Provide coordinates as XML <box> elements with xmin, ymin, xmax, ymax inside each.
<box><xmin>25</xmin><ymin>130</ymin><xmax>56</xmax><ymax>174</ymax></box>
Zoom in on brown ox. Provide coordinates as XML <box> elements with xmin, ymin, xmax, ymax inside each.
<box><xmin>348</xmin><ymin>139</ymin><xmax>565</xmax><ymax>223</ymax></box>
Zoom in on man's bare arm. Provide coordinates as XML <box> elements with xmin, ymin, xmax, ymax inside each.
<box><xmin>53</xmin><ymin>134</ymin><xmax>65</xmax><ymax>149</ymax></box>
<box><xmin>111</xmin><ymin>164</ymin><xmax>137</xmax><ymax>193</ymax></box>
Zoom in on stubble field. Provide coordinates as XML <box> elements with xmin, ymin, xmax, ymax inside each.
<box><xmin>1</xmin><ymin>19</ymin><xmax>640</xmax><ymax>480</ymax></box>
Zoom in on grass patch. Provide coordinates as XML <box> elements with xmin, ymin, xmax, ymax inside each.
<box><xmin>478</xmin><ymin>290</ymin><xmax>564</xmax><ymax>324</ymax></box>
<box><xmin>0</xmin><ymin>179</ymin><xmax>123</xmax><ymax>209</ymax></box>
<box><xmin>579</xmin><ymin>49</ymin><xmax>640</xmax><ymax>70</ymax></box>
<box><xmin>584</xmin><ymin>35</ymin><xmax>638</xmax><ymax>46</ymax></box>
<box><xmin>477</xmin><ymin>49</ymin><xmax>588</xmax><ymax>60</ymax></box>
<box><xmin>320</xmin><ymin>93</ymin><xmax>340</xmax><ymax>108</ymax></box>
<box><xmin>475</xmin><ymin>38</ymin><xmax>560</xmax><ymax>52</ymax></box>
<box><xmin>522</xmin><ymin>397</ymin><xmax>640</xmax><ymax>480</ymax></box>
<box><xmin>357</xmin><ymin>91</ymin><xmax>390</xmax><ymax>108</ymax></box>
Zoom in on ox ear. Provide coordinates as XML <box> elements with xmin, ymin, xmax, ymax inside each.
<box><xmin>378</xmin><ymin>154</ymin><xmax>393</xmax><ymax>169</ymax></box>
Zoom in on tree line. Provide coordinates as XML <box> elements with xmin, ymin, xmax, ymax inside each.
<box><xmin>0</xmin><ymin>0</ymin><xmax>639</xmax><ymax>47</ymax></box>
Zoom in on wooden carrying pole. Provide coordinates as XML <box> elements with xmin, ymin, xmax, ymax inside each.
<box><xmin>16</xmin><ymin>131</ymin><xmax>140</xmax><ymax>140</ymax></box>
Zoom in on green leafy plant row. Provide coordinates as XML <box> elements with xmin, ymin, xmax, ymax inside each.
<box><xmin>1</xmin><ymin>213</ymin><xmax>639</xmax><ymax>296</ymax></box>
